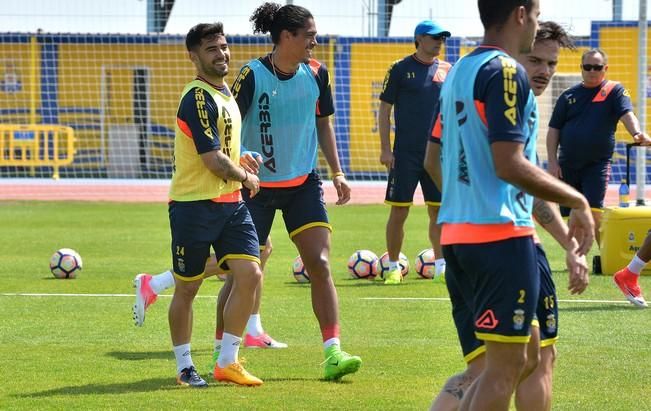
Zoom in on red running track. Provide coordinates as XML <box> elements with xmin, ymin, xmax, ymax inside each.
<box><xmin>0</xmin><ymin>180</ymin><xmax>648</xmax><ymax>205</ymax></box>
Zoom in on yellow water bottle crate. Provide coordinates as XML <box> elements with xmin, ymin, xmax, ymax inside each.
<box><xmin>599</xmin><ymin>206</ymin><xmax>651</xmax><ymax>275</ymax></box>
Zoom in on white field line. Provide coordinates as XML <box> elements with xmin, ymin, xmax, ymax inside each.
<box><xmin>0</xmin><ymin>292</ymin><xmax>632</xmax><ymax>304</ymax></box>
<box><xmin>361</xmin><ymin>297</ymin><xmax>631</xmax><ymax>304</ymax></box>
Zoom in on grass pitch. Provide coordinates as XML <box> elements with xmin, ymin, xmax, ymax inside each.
<box><xmin>0</xmin><ymin>201</ymin><xmax>649</xmax><ymax>410</ymax></box>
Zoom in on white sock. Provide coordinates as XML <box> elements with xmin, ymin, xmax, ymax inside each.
<box><xmin>150</xmin><ymin>270</ymin><xmax>175</xmax><ymax>294</ymax></box>
<box><xmin>172</xmin><ymin>343</ymin><xmax>193</xmax><ymax>373</ymax></box>
<box><xmin>323</xmin><ymin>337</ymin><xmax>340</xmax><ymax>349</ymax></box>
<box><xmin>214</xmin><ymin>339</ymin><xmax>222</xmax><ymax>353</ymax></box>
<box><xmin>388</xmin><ymin>260</ymin><xmax>399</xmax><ymax>271</ymax></box>
<box><xmin>435</xmin><ymin>258</ymin><xmax>446</xmax><ymax>275</ymax></box>
<box><xmin>628</xmin><ymin>255</ymin><xmax>647</xmax><ymax>275</ymax></box>
<box><xmin>246</xmin><ymin>314</ymin><xmax>264</xmax><ymax>337</ymax></box>
<box><xmin>217</xmin><ymin>332</ymin><xmax>241</xmax><ymax>368</ymax></box>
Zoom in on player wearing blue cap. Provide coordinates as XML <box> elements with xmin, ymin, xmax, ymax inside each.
<box><xmin>378</xmin><ymin>20</ymin><xmax>451</xmax><ymax>284</ymax></box>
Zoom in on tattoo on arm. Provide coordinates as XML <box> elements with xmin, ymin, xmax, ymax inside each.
<box><xmin>533</xmin><ymin>198</ymin><xmax>554</xmax><ymax>225</ymax></box>
<box><xmin>214</xmin><ymin>152</ymin><xmax>244</xmax><ymax>181</ymax></box>
<box><xmin>442</xmin><ymin>374</ymin><xmax>475</xmax><ymax>401</ymax></box>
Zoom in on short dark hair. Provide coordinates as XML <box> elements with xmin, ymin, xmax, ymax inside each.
<box><xmin>478</xmin><ymin>0</ymin><xmax>533</xmax><ymax>30</ymax></box>
<box><xmin>250</xmin><ymin>2</ymin><xmax>313</xmax><ymax>44</ymax></box>
<box><xmin>582</xmin><ymin>48</ymin><xmax>608</xmax><ymax>64</ymax></box>
<box><xmin>536</xmin><ymin>21</ymin><xmax>575</xmax><ymax>50</ymax></box>
<box><xmin>185</xmin><ymin>22</ymin><xmax>224</xmax><ymax>52</ymax></box>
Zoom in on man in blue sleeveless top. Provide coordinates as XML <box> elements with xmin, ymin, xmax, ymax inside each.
<box><xmin>378</xmin><ymin>20</ymin><xmax>452</xmax><ymax>284</ymax></box>
<box><xmin>226</xmin><ymin>2</ymin><xmax>361</xmax><ymax>381</ymax></box>
<box><xmin>427</xmin><ymin>1</ymin><xmax>594</xmax><ymax>409</ymax></box>
<box><xmin>426</xmin><ymin>21</ymin><xmax>590</xmax><ymax>411</ymax></box>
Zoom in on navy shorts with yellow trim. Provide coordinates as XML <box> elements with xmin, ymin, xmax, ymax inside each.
<box><xmin>535</xmin><ymin>244</ymin><xmax>558</xmax><ymax>345</ymax></box>
<box><xmin>169</xmin><ymin>200</ymin><xmax>260</xmax><ymax>280</ymax></box>
<box><xmin>445</xmin><ymin>260</ymin><xmax>485</xmax><ymax>363</ymax></box>
<box><xmin>446</xmin><ymin>240</ymin><xmax>555</xmax><ymax>362</ymax></box>
<box><xmin>559</xmin><ymin>160</ymin><xmax>610</xmax><ymax>216</ymax></box>
<box><xmin>385</xmin><ymin>150</ymin><xmax>441</xmax><ymax>205</ymax></box>
<box><xmin>443</xmin><ymin>236</ymin><xmax>539</xmax><ymax>345</ymax></box>
<box><xmin>242</xmin><ymin>170</ymin><xmax>330</xmax><ymax>246</ymax></box>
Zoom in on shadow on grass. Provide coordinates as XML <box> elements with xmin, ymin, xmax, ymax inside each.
<box><xmin>559</xmin><ymin>304</ymin><xmax>636</xmax><ymax>312</ymax></box>
<box><xmin>17</xmin><ymin>378</ymin><xmax>177</xmax><ymax>397</ymax></box>
<box><xmin>17</xmin><ymin>376</ymin><xmax>335</xmax><ymax>397</ymax></box>
<box><xmin>106</xmin><ymin>349</ymin><xmax>211</xmax><ymax>361</ymax></box>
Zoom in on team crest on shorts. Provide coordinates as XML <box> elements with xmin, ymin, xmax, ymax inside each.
<box><xmin>512</xmin><ymin>309</ymin><xmax>525</xmax><ymax>331</ymax></box>
<box><xmin>177</xmin><ymin>258</ymin><xmax>186</xmax><ymax>273</ymax></box>
<box><xmin>545</xmin><ymin>313</ymin><xmax>557</xmax><ymax>333</ymax></box>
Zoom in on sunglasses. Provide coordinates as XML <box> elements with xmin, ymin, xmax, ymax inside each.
<box><xmin>428</xmin><ymin>35</ymin><xmax>448</xmax><ymax>41</ymax></box>
<box><xmin>582</xmin><ymin>64</ymin><xmax>605</xmax><ymax>72</ymax></box>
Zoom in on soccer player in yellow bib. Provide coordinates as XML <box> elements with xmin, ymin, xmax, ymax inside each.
<box><xmin>166</xmin><ymin>22</ymin><xmax>263</xmax><ymax>387</ymax></box>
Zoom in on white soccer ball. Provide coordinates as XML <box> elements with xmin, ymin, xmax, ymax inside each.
<box><xmin>291</xmin><ymin>255</ymin><xmax>310</xmax><ymax>283</ymax></box>
<box><xmin>415</xmin><ymin>249</ymin><xmax>436</xmax><ymax>279</ymax></box>
<box><xmin>347</xmin><ymin>250</ymin><xmax>379</xmax><ymax>279</ymax></box>
<box><xmin>49</xmin><ymin>248</ymin><xmax>83</xmax><ymax>279</ymax></box>
<box><xmin>378</xmin><ymin>251</ymin><xmax>409</xmax><ymax>279</ymax></box>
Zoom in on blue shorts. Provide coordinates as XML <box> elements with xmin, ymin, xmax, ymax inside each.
<box><xmin>560</xmin><ymin>160</ymin><xmax>611</xmax><ymax>216</ymax></box>
<box><xmin>443</xmin><ymin>236</ymin><xmax>539</xmax><ymax>350</ymax></box>
<box><xmin>242</xmin><ymin>170</ymin><xmax>331</xmax><ymax>246</ymax></box>
<box><xmin>385</xmin><ymin>151</ymin><xmax>441</xmax><ymax>206</ymax></box>
<box><xmin>168</xmin><ymin>200</ymin><xmax>260</xmax><ymax>280</ymax></box>
<box><xmin>535</xmin><ymin>244</ymin><xmax>558</xmax><ymax>346</ymax></box>
<box><xmin>446</xmin><ymin>240</ymin><xmax>554</xmax><ymax>362</ymax></box>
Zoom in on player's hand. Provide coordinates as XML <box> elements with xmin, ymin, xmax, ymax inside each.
<box><xmin>240</xmin><ymin>151</ymin><xmax>262</xmax><ymax>174</ymax></box>
<box><xmin>333</xmin><ymin>174</ymin><xmax>351</xmax><ymax>205</ymax></box>
<box><xmin>567</xmin><ymin>205</ymin><xmax>595</xmax><ymax>256</ymax></box>
<box><xmin>380</xmin><ymin>149</ymin><xmax>394</xmax><ymax>170</ymax></box>
<box><xmin>633</xmin><ymin>132</ymin><xmax>651</xmax><ymax>146</ymax></box>
<box><xmin>243</xmin><ymin>172</ymin><xmax>260</xmax><ymax>198</ymax></box>
<box><xmin>565</xmin><ymin>244</ymin><xmax>589</xmax><ymax>294</ymax></box>
<box><xmin>547</xmin><ymin>159</ymin><xmax>562</xmax><ymax>179</ymax></box>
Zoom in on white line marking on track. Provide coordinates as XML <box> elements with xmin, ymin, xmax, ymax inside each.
<box><xmin>0</xmin><ymin>293</ymin><xmax>632</xmax><ymax>304</ymax></box>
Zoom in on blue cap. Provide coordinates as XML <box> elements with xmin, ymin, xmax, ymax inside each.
<box><xmin>414</xmin><ymin>20</ymin><xmax>451</xmax><ymax>38</ymax></box>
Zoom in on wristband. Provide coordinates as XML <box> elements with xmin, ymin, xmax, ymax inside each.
<box><xmin>333</xmin><ymin>172</ymin><xmax>345</xmax><ymax>178</ymax></box>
